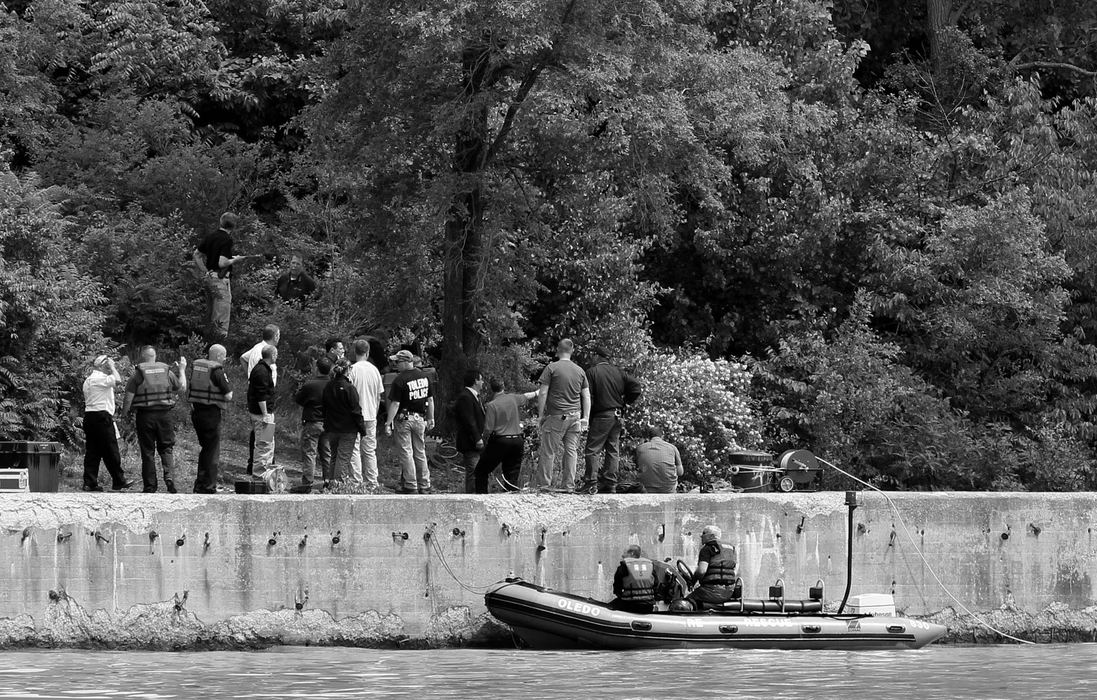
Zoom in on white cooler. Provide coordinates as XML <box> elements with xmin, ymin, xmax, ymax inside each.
<box><xmin>846</xmin><ymin>593</ymin><xmax>896</xmax><ymax>616</ymax></box>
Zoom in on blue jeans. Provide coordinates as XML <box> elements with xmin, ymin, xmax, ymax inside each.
<box><xmin>536</xmin><ymin>413</ymin><xmax>582</xmax><ymax>489</ymax></box>
<box><xmin>395</xmin><ymin>414</ymin><xmax>429</xmax><ymax>490</ymax></box>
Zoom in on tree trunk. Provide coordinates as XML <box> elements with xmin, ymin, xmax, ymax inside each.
<box><xmin>926</xmin><ymin>0</ymin><xmax>954</xmax><ymax>66</ymax></box>
<box><xmin>438</xmin><ymin>41</ymin><xmax>492</xmax><ymax>431</ymax></box>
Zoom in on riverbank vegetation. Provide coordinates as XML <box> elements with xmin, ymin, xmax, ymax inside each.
<box><xmin>4</xmin><ymin>0</ymin><xmax>1097</xmax><ymax>490</ymax></box>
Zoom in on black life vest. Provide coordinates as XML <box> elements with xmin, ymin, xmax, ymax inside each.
<box><xmin>131</xmin><ymin>362</ymin><xmax>176</xmax><ymax>409</ymax></box>
<box><xmin>700</xmin><ymin>542</ymin><xmax>737</xmax><ymax>586</ymax></box>
<box><xmin>188</xmin><ymin>359</ymin><xmax>228</xmax><ymax>408</ymax></box>
<box><xmin>619</xmin><ymin>557</ymin><xmax>657</xmax><ymax>601</ymax></box>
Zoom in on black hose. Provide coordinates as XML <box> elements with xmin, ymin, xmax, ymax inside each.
<box><xmin>838</xmin><ymin>498</ymin><xmax>855</xmax><ymax>613</ymax></box>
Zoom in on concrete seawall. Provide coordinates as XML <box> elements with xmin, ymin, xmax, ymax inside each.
<box><xmin>2</xmin><ymin>492</ymin><xmax>1097</xmax><ymax>648</ymax></box>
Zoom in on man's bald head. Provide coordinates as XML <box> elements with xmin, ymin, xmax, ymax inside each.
<box><xmin>139</xmin><ymin>345</ymin><xmax>156</xmax><ymax>362</ymax></box>
<box><xmin>208</xmin><ymin>344</ymin><xmax>227</xmax><ymax>362</ymax></box>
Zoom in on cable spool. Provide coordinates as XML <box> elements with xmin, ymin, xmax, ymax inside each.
<box><xmin>776</xmin><ymin>449</ymin><xmax>823</xmax><ymax>492</ymax></box>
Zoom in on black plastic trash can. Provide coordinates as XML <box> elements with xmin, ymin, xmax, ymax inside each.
<box><xmin>0</xmin><ymin>441</ymin><xmax>62</xmax><ymax>492</ymax></box>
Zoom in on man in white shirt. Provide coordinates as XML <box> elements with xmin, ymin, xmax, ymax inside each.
<box><xmin>347</xmin><ymin>339</ymin><xmax>384</xmax><ymax>491</ymax></box>
<box><xmin>81</xmin><ymin>355</ymin><xmax>134</xmax><ymax>491</ymax></box>
<box><xmin>240</xmin><ymin>324</ymin><xmax>279</xmax><ymax>474</ymax></box>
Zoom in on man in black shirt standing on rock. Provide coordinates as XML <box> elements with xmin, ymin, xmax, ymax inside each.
<box><xmin>193</xmin><ymin>212</ymin><xmax>246</xmax><ymax>342</ymax></box>
<box><xmin>583</xmin><ymin>346</ymin><xmax>642</xmax><ymax>494</ymax></box>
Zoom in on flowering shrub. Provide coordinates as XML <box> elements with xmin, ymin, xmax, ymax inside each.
<box><xmin>628</xmin><ymin>352</ymin><xmax>762</xmax><ymax>488</ymax></box>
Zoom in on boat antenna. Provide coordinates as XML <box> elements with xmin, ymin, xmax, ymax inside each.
<box><xmin>837</xmin><ymin>490</ymin><xmax>860</xmax><ymax>613</ymax></box>
<box><xmin>818</xmin><ymin>455</ymin><xmax>1034</xmax><ymax>645</ymax></box>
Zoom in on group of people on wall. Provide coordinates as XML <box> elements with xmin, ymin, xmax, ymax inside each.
<box><xmin>78</xmin><ymin>212</ymin><xmax>687</xmax><ymax>494</ymax></box>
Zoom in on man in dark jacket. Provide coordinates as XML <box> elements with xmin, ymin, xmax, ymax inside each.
<box><xmin>583</xmin><ymin>346</ymin><xmax>642</xmax><ymax>493</ymax></box>
<box><xmin>453</xmin><ymin>368</ymin><xmax>486</xmax><ymax>493</ymax></box>
<box><xmin>247</xmin><ymin>345</ymin><xmax>278</xmax><ymax>473</ymax></box>
<box><xmin>322</xmin><ymin>360</ymin><xmax>368</xmax><ymax>485</ymax></box>
<box><xmin>275</xmin><ymin>254</ymin><xmax>317</xmax><ymax>303</ymax></box>
<box><xmin>294</xmin><ymin>356</ymin><xmax>332</xmax><ymax>491</ymax></box>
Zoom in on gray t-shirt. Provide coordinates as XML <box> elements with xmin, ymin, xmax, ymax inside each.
<box><xmin>539</xmin><ymin>359</ymin><xmax>588</xmax><ymax>415</ymax></box>
<box><xmin>636</xmin><ymin>438</ymin><xmax>683</xmax><ymax>493</ymax></box>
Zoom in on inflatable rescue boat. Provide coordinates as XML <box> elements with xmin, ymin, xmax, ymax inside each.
<box><xmin>485</xmin><ymin>579</ymin><xmax>946</xmax><ymax>650</ymax></box>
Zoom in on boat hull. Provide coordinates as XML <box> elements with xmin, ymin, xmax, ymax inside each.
<box><xmin>485</xmin><ymin>580</ymin><xmax>947</xmax><ymax>651</ymax></box>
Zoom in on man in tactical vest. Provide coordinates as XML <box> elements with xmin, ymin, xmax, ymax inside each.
<box><xmin>188</xmin><ymin>344</ymin><xmax>233</xmax><ymax>494</ymax></box>
<box><xmin>122</xmin><ymin>346</ymin><xmax>187</xmax><ymax>493</ymax></box>
<box><xmin>683</xmin><ymin>524</ymin><xmax>738</xmax><ymax>610</ymax></box>
<box><xmin>610</xmin><ymin>544</ymin><xmax>658</xmax><ymax>614</ymax></box>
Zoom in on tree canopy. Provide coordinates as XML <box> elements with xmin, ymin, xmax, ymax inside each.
<box><xmin>3</xmin><ymin>0</ymin><xmax>1097</xmax><ymax>490</ymax></box>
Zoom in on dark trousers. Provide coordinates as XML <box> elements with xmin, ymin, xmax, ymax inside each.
<box><xmin>82</xmin><ymin>411</ymin><xmax>126</xmax><ymax>490</ymax></box>
<box><xmin>247</xmin><ymin>428</ymin><xmax>255</xmax><ymax>475</ymax></box>
<box><xmin>609</xmin><ymin>598</ymin><xmax>654</xmax><ymax>614</ymax></box>
<box><xmin>474</xmin><ymin>436</ymin><xmax>524</xmax><ymax>493</ymax></box>
<box><xmin>462</xmin><ymin>449</ymin><xmax>481</xmax><ymax>493</ymax></box>
<box><xmin>584</xmin><ymin>413</ymin><xmax>622</xmax><ymax>486</ymax></box>
<box><xmin>135</xmin><ymin>409</ymin><xmax>175</xmax><ymax>492</ymax></box>
<box><xmin>191</xmin><ymin>404</ymin><xmax>222</xmax><ymax>493</ymax></box>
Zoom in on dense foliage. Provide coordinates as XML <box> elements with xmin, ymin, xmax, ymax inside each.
<box><xmin>3</xmin><ymin>0</ymin><xmax>1097</xmax><ymax>490</ymax></box>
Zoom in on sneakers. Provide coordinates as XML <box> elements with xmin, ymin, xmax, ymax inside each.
<box><xmin>164</xmin><ymin>480</ymin><xmax>178</xmax><ymax>494</ymax></box>
<box><xmin>396</xmin><ymin>486</ymin><xmax>418</xmax><ymax>495</ymax></box>
<box><xmin>81</xmin><ymin>485</ymin><xmax>104</xmax><ymax>492</ymax></box>
<box><xmin>112</xmin><ymin>479</ymin><xmax>136</xmax><ymax>491</ymax></box>
<box><xmin>418</xmin><ymin>487</ymin><xmax>433</xmax><ymax>495</ymax></box>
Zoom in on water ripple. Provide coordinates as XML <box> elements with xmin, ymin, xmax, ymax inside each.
<box><xmin>0</xmin><ymin>646</ymin><xmax>1090</xmax><ymax>699</ymax></box>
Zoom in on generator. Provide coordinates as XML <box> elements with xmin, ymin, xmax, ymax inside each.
<box><xmin>726</xmin><ymin>448</ymin><xmax>823</xmax><ymax>492</ymax></box>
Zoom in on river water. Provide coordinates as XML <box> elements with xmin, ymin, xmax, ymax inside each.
<box><xmin>0</xmin><ymin>645</ymin><xmax>1091</xmax><ymax>699</ymax></box>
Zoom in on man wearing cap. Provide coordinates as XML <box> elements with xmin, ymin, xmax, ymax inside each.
<box><xmin>684</xmin><ymin>525</ymin><xmax>738</xmax><ymax>610</ymax></box>
<box><xmin>188</xmin><ymin>344</ymin><xmax>233</xmax><ymax>494</ymax></box>
<box><xmin>122</xmin><ymin>346</ymin><xmax>187</xmax><ymax>493</ymax></box>
<box><xmin>193</xmin><ymin>212</ymin><xmax>245</xmax><ymax>341</ymax></box>
<box><xmin>385</xmin><ymin>349</ymin><xmax>435</xmax><ymax>494</ymax></box>
<box><xmin>81</xmin><ymin>355</ymin><xmax>134</xmax><ymax>492</ymax></box>
<box><xmin>583</xmin><ymin>346</ymin><xmax>642</xmax><ymax>493</ymax></box>
<box><xmin>533</xmin><ymin>339</ymin><xmax>590</xmax><ymax>490</ymax></box>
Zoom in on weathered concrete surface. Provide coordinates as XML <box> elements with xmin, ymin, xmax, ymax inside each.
<box><xmin>2</xmin><ymin>492</ymin><xmax>1096</xmax><ymax>647</ymax></box>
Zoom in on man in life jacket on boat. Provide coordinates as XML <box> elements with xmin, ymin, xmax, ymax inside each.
<box><xmin>610</xmin><ymin>545</ymin><xmax>689</xmax><ymax>614</ymax></box>
<box><xmin>673</xmin><ymin>524</ymin><xmax>738</xmax><ymax>611</ymax></box>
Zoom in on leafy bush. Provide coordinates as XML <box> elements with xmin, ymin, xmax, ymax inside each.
<box><xmin>628</xmin><ymin>350</ymin><xmax>762</xmax><ymax>489</ymax></box>
<box><xmin>0</xmin><ymin>168</ymin><xmax>110</xmax><ymax>441</ymax></box>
